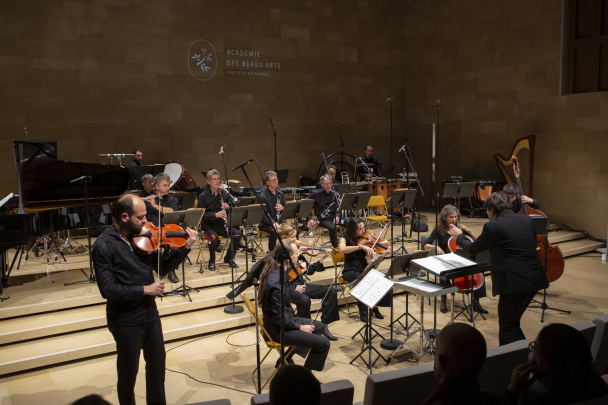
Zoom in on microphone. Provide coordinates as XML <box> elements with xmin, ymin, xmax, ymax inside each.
<box><xmin>269</xmin><ymin>115</ymin><xmax>273</xmax><ymax>123</ymax></box>
<box><xmin>336</xmin><ymin>124</ymin><xmax>341</xmax><ymax>135</ymax></box>
<box><xmin>398</xmin><ymin>144</ymin><xmax>406</xmax><ymax>153</ymax></box>
<box><xmin>70</xmin><ymin>175</ymin><xmax>91</xmax><ymax>183</ymax></box>
<box><xmin>386</xmin><ymin>97</ymin><xmax>394</xmax><ymax>102</ymax></box>
<box><xmin>232</xmin><ymin>158</ymin><xmax>254</xmax><ymax>171</ymax></box>
<box><xmin>219</xmin><ymin>144</ymin><xmax>224</xmax><ymax>154</ymax></box>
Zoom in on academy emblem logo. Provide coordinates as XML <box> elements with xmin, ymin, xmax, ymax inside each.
<box><xmin>188</xmin><ymin>39</ymin><xmax>217</xmax><ymax>81</ymax></box>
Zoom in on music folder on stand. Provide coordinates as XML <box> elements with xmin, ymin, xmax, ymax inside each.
<box><xmin>161</xmin><ymin>209</ymin><xmax>205</xmax><ymax>302</ymax></box>
<box><xmin>347</xmin><ymin>257</ymin><xmax>390</xmax><ymax>373</ymax></box>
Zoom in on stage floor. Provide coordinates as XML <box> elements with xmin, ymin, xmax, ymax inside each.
<box><xmin>0</xmin><ymin>211</ymin><xmax>606</xmax><ymax>405</ymax></box>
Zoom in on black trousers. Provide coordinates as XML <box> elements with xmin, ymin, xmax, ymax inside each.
<box><xmin>258</xmin><ymin>222</ymin><xmax>278</xmax><ymax>251</ymax></box>
<box><xmin>267</xmin><ymin>318</ymin><xmax>330</xmax><ymax>371</ymax></box>
<box><xmin>290</xmin><ymin>284</ymin><xmax>340</xmax><ymax>325</ymax></box>
<box><xmin>318</xmin><ymin>218</ymin><xmax>338</xmax><ymax>248</ymax></box>
<box><xmin>201</xmin><ymin>224</ymin><xmax>241</xmax><ymax>262</ymax></box>
<box><xmin>497</xmin><ymin>291</ymin><xmax>538</xmax><ymax>345</ymax></box>
<box><xmin>108</xmin><ymin>319</ymin><xmax>166</xmax><ymax>405</ymax></box>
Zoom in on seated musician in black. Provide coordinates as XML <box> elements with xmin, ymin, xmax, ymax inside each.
<box><xmin>356</xmin><ymin>145</ymin><xmax>385</xmax><ymax>180</ymax></box>
<box><xmin>423</xmin><ymin>204</ymin><xmax>488</xmax><ymax>314</ymax></box>
<box><xmin>277</xmin><ymin>223</ymin><xmax>339</xmax><ymax>341</ymax></box>
<box><xmin>307</xmin><ymin>175</ymin><xmax>340</xmax><ymax>248</ymax></box>
<box><xmin>136</xmin><ymin>174</ymin><xmax>154</xmax><ymax>199</ymax></box>
<box><xmin>142</xmin><ymin>173</ymin><xmax>180</xmax><ymax>284</ymax></box>
<box><xmin>339</xmin><ymin>217</ymin><xmax>392</xmax><ymax>323</ymax></box>
<box><xmin>197</xmin><ymin>169</ymin><xmax>241</xmax><ymax>271</ymax></box>
<box><xmin>258</xmin><ymin>170</ymin><xmax>286</xmax><ymax>252</ymax></box>
<box><xmin>315</xmin><ymin>165</ymin><xmax>339</xmax><ymax>188</ymax></box>
<box><xmin>503</xmin><ymin>183</ymin><xmax>541</xmax><ymax>214</ymax></box>
<box><xmin>258</xmin><ymin>240</ymin><xmax>331</xmax><ymax>371</ymax></box>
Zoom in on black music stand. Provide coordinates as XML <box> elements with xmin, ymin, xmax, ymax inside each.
<box><xmin>527</xmin><ymin>216</ymin><xmax>571</xmax><ymax>322</ymax></box>
<box><xmin>265</xmin><ymin>169</ymin><xmax>289</xmax><ymax>184</ymax></box>
<box><xmin>163</xmin><ymin>210</ymin><xmax>203</xmax><ymax>302</ymax></box>
<box><xmin>64</xmin><ymin>175</ymin><xmax>95</xmax><ymax>286</ymax></box>
<box><xmin>386</xmin><ymin>251</ymin><xmax>429</xmax><ymax>337</ymax></box>
<box><xmin>452</xmin><ymin>248</ymin><xmax>486</xmax><ymax>324</ymax></box>
<box><xmin>392</xmin><ymin>189</ymin><xmax>418</xmax><ymax>252</ymax></box>
<box><xmin>236</xmin><ymin>197</ymin><xmax>255</xmax><ymax>207</ymax></box>
<box><xmin>294</xmin><ymin>199</ymin><xmax>315</xmax><ymax>235</ymax></box>
<box><xmin>231</xmin><ymin>205</ymin><xmax>263</xmax><ymax>279</ymax></box>
<box><xmin>348</xmin><ymin>257</ymin><xmax>390</xmax><ymax>373</ymax></box>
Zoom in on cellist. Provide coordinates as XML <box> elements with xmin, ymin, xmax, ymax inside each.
<box><xmin>423</xmin><ymin>204</ymin><xmax>488</xmax><ymax>315</ymax></box>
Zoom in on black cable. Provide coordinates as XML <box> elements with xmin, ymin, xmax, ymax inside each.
<box><xmin>556</xmin><ymin>222</ymin><xmax>607</xmax><ymax>244</ymax></box>
<box><xmin>164</xmin><ymin>312</ymin><xmax>257</xmax><ymax>395</ymax></box>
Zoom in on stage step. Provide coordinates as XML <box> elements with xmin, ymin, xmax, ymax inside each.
<box><xmin>548</xmin><ymin>231</ymin><xmax>585</xmax><ymax>244</ymax></box>
<box><xmin>557</xmin><ymin>239</ymin><xmax>605</xmax><ymax>258</ymax></box>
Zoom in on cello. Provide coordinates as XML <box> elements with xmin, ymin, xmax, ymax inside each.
<box><xmin>511</xmin><ymin>157</ymin><xmax>564</xmax><ymax>282</ymax></box>
<box><xmin>447</xmin><ymin>233</ymin><xmax>484</xmax><ymax>291</ymax></box>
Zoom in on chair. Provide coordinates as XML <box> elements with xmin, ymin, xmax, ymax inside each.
<box><xmin>243</xmin><ymin>296</ymin><xmax>295</xmax><ymax>394</ymax></box>
<box><xmin>365</xmin><ymin>196</ymin><xmax>388</xmax><ymax>229</ymax></box>
<box><xmin>251</xmin><ymin>379</ymin><xmax>354</xmax><ymax>405</ymax></box>
<box><xmin>591</xmin><ymin>313</ymin><xmax>608</xmax><ymax>374</ymax></box>
<box><xmin>332</xmin><ymin>252</ymin><xmax>352</xmax><ymax>318</ymax></box>
<box><xmin>256</xmin><ymin>229</ymin><xmax>271</xmax><ymax>255</ymax></box>
<box><xmin>360</xmin><ymin>361</ymin><xmax>436</xmax><ymax>405</ymax></box>
<box><xmin>478</xmin><ymin>339</ymin><xmax>530</xmax><ymax>393</ymax></box>
<box><xmin>571</xmin><ymin>320</ymin><xmax>597</xmax><ymax>347</ymax></box>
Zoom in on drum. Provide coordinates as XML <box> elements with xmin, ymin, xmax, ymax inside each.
<box><xmin>475</xmin><ymin>180</ymin><xmax>495</xmax><ymax>202</ymax></box>
<box><xmin>164</xmin><ymin>161</ymin><xmax>199</xmax><ymax>192</ymax></box>
<box><xmin>371</xmin><ymin>179</ymin><xmax>402</xmax><ymax>213</ymax></box>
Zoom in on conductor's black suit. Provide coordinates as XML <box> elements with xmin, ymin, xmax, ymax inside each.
<box><xmin>457</xmin><ymin>209</ymin><xmax>549</xmax><ymax>345</ymax></box>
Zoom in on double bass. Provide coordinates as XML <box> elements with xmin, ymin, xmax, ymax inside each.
<box><xmin>511</xmin><ymin>157</ymin><xmax>565</xmax><ymax>282</ymax></box>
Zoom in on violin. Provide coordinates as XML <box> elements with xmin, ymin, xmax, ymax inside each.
<box><xmin>287</xmin><ymin>263</ymin><xmax>306</xmax><ymax>281</ymax></box>
<box><xmin>130</xmin><ymin>223</ymin><xmax>211</xmax><ymax>253</ymax></box>
<box><xmin>357</xmin><ymin>224</ymin><xmax>391</xmax><ymax>254</ymax></box>
<box><xmin>447</xmin><ymin>235</ymin><xmax>484</xmax><ymax>291</ymax></box>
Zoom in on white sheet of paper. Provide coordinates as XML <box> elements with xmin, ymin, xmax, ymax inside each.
<box><xmin>350</xmin><ymin>269</ymin><xmax>394</xmax><ymax>308</ymax></box>
<box><xmin>412</xmin><ymin>253</ymin><xmax>476</xmax><ymax>275</ymax></box>
<box><xmin>395</xmin><ymin>277</ymin><xmax>445</xmax><ymax>293</ymax></box>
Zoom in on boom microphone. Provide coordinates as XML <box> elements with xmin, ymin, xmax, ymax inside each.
<box><xmin>232</xmin><ymin>158</ymin><xmax>254</xmax><ymax>171</ymax></box>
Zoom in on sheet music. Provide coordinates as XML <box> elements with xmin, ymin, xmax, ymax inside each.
<box><xmin>350</xmin><ymin>269</ymin><xmax>394</xmax><ymax>308</ymax></box>
<box><xmin>394</xmin><ymin>277</ymin><xmax>445</xmax><ymax>293</ymax></box>
<box><xmin>0</xmin><ymin>193</ymin><xmax>13</xmax><ymax>208</ymax></box>
<box><xmin>411</xmin><ymin>253</ymin><xmax>476</xmax><ymax>275</ymax></box>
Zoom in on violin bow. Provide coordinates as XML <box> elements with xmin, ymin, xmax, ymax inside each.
<box><xmin>370</xmin><ymin>223</ymin><xmax>390</xmax><ymax>252</ymax></box>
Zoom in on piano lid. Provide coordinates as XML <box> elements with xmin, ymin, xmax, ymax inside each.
<box><xmin>14</xmin><ymin>140</ymin><xmax>131</xmax><ymax>211</ymax></box>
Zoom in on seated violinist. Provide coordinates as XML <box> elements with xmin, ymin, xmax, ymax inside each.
<box><xmin>258</xmin><ymin>240</ymin><xmax>331</xmax><ymax>371</ymax></box>
<box><xmin>423</xmin><ymin>204</ymin><xmax>488</xmax><ymax>314</ymax></box>
<box><xmin>339</xmin><ymin>218</ymin><xmax>392</xmax><ymax>322</ymax></box>
<box><xmin>277</xmin><ymin>223</ymin><xmax>339</xmax><ymax>341</ymax></box>
<box><xmin>503</xmin><ymin>183</ymin><xmax>541</xmax><ymax>214</ymax></box>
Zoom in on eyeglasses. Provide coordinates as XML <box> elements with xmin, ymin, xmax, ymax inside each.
<box><xmin>269</xmin><ymin>179</ymin><xmax>278</xmax><ymax>183</ymax></box>
<box><xmin>528</xmin><ymin>341</ymin><xmax>542</xmax><ymax>356</ymax></box>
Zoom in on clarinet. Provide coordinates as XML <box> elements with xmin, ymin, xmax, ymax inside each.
<box><xmin>276</xmin><ymin>186</ymin><xmax>282</xmax><ymax>223</ymax></box>
<box><xmin>220</xmin><ymin>192</ymin><xmax>228</xmax><ymax>231</ymax></box>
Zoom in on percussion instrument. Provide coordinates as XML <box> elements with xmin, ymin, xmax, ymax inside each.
<box><xmin>164</xmin><ymin>161</ymin><xmax>199</xmax><ymax>192</ymax></box>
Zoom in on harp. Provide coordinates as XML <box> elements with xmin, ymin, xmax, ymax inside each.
<box><xmin>493</xmin><ymin>135</ymin><xmax>536</xmax><ymax>196</ymax></box>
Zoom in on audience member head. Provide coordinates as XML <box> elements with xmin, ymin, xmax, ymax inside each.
<box><xmin>484</xmin><ymin>192</ymin><xmax>512</xmax><ymax>219</ymax></box>
<box><xmin>269</xmin><ymin>364</ymin><xmax>321</xmax><ymax>405</ymax></box>
<box><xmin>532</xmin><ymin>323</ymin><xmax>594</xmax><ymax>389</ymax></box>
<box><xmin>434</xmin><ymin>323</ymin><xmax>487</xmax><ymax>384</ymax></box>
<box><xmin>71</xmin><ymin>394</ymin><xmax>112</xmax><ymax>405</ymax></box>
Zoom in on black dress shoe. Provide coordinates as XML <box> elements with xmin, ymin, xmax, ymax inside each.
<box><xmin>167</xmin><ymin>270</ymin><xmax>179</xmax><ymax>284</ymax></box>
<box><xmin>322</xmin><ymin>325</ymin><xmax>338</xmax><ymax>341</ymax></box>
<box><xmin>215</xmin><ymin>246</ymin><xmax>222</xmax><ymax>253</ymax></box>
<box><xmin>373</xmin><ymin>307</ymin><xmax>384</xmax><ymax>319</ymax></box>
<box><xmin>238</xmin><ymin>242</ymin><xmax>247</xmax><ymax>249</ymax></box>
<box><xmin>359</xmin><ymin>309</ymin><xmax>368</xmax><ymax>323</ymax></box>
<box><xmin>224</xmin><ymin>258</ymin><xmax>239</xmax><ymax>268</ymax></box>
<box><xmin>274</xmin><ymin>357</ymin><xmax>294</xmax><ymax>368</ymax></box>
<box><xmin>208</xmin><ymin>261</ymin><xmax>216</xmax><ymax>271</ymax></box>
<box><xmin>473</xmin><ymin>300</ymin><xmax>489</xmax><ymax>314</ymax></box>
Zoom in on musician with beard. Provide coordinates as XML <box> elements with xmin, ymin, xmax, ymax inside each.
<box><xmin>93</xmin><ymin>194</ymin><xmax>197</xmax><ymax>405</ymax></box>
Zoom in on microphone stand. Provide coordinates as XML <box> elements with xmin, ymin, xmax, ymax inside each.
<box><xmin>336</xmin><ymin>125</ymin><xmax>344</xmax><ymax>180</ymax></box>
<box><xmin>428</xmin><ymin>100</ymin><xmax>441</xmax><ymax>342</ymax></box>
<box><xmin>236</xmin><ymin>159</ymin><xmax>299</xmax><ymax>367</ymax></box>
<box><xmin>401</xmin><ymin>142</ymin><xmax>424</xmax><ymax>249</ymax></box>
<box><xmin>221</xmin><ymin>146</ymin><xmax>243</xmax><ymax>314</ymax></box>
<box><xmin>380</xmin><ymin>97</ymin><xmax>402</xmax><ymax>353</ymax></box>
<box><xmin>64</xmin><ymin>175</ymin><xmax>96</xmax><ymax>286</ymax></box>
<box><xmin>269</xmin><ymin>116</ymin><xmax>278</xmax><ymax>171</ymax></box>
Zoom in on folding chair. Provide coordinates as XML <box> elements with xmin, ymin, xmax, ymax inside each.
<box><xmin>331</xmin><ymin>252</ymin><xmax>353</xmax><ymax>318</ymax></box>
<box><xmin>366</xmin><ymin>195</ymin><xmax>388</xmax><ymax>229</ymax></box>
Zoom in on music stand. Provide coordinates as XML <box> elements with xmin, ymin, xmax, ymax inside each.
<box><xmin>334</xmin><ymin>184</ymin><xmax>352</xmax><ymax>197</ymax></box>
<box><xmin>385</xmin><ymin>251</ymin><xmax>429</xmax><ymax>337</ymax></box>
<box><xmin>236</xmin><ymin>197</ymin><xmax>255</xmax><ymax>207</ymax></box>
<box><xmin>348</xmin><ymin>257</ymin><xmax>390</xmax><ymax>373</ymax></box>
<box><xmin>392</xmin><ymin>189</ymin><xmax>418</xmax><ymax>251</ymax></box>
<box><xmin>265</xmin><ymin>169</ymin><xmax>289</xmax><ymax>184</ymax></box>
<box><xmin>230</xmin><ymin>206</ymin><xmax>256</xmax><ymax>284</ymax></box>
<box><xmin>243</xmin><ymin>204</ymin><xmax>265</xmax><ymax>260</ymax></box>
<box><xmin>528</xmin><ymin>215</ymin><xmax>571</xmax><ymax>322</ymax></box>
<box><xmin>162</xmin><ymin>209</ymin><xmax>203</xmax><ymax>302</ymax></box>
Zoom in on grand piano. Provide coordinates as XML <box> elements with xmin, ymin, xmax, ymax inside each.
<box><xmin>0</xmin><ymin>140</ymin><xmax>131</xmax><ymax>290</ymax></box>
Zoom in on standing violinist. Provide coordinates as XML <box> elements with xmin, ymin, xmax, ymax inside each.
<box><xmin>307</xmin><ymin>175</ymin><xmax>340</xmax><ymax>248</ymax></box>
<box><xmin>277</xmin><ymin>223</ymin><xmax>339</xmax><ymax>341</ymax></box>
<box><xmin>423</xmin><ymin>204</ymin><xmax>488</xmax><ymax>315</ymax></box>
<box><xmin>448</xmin><ymin>192</ymin><xmax>549</xmax><ymax>345</ymax></box>
<box><xmin>142</xmin><ymin>173</ymin><xmax>180</xmax><ymax>284</ymax></box>
<box><xmin>502</xmin><ymin>183</ymin><xmax>541</xmax><ymax>214</ymax></box>
<box><xmin>93</xmin><ymin>194</ymin><xmax>198</xmax><ymax>405</ymax></box>
<box><xmin>258</xmin><ymin>240</ymin><xmax>331</xmax><ymax>371</ymax></box>
<box><xmin>339</xmin><ymin>218</ymin><xmax>392</xmax><ymax>322</ymax></box>
<box><xmin>258</xmin><ymin>170</ymin><xmax>287</xmax><ymax>252</ymax></box>
<box><xmin>197</xmin><ymin>169</ymin><xmax>241</xmax><ymax>271</ymax></box>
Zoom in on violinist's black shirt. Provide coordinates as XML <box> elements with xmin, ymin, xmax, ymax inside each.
<box><xmin>262</xmin><ymin>268</ymin><xmax>301</xmax><ymax>331</ymax></box>
<box><xmin>93</xmin><ymin>224</ymin><xmax>190</xmax><ymax>325</ymax></box>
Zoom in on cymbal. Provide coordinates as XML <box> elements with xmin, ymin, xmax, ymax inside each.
<box><xmin>227</xmin><ymin>179</ymin><xmax>242</xmax><ymax>184</ymax></box>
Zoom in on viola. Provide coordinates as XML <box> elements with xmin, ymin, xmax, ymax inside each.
<box><xmin>287</xmin><ymin>263</ymin><xmax>306</xmax><ymax>281</ymax></box>
<box><xmin>357</xmin><ymin>225</ymin><xmax>390</xmax><ymax>254</ymax></box>
<box><xmin>130</xmin><ymin>223</ymin><xmax>210</xmax><ymax>254</ymax></box>
<box><xmin>447</xmin><ymin>235</ymin><xmax>484</xmax><ymax>291</ymax></box>
<box><xmin>512</xmin><ymin>157</ymin><xmax>564</xmax><ymax>282</ymax></box>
